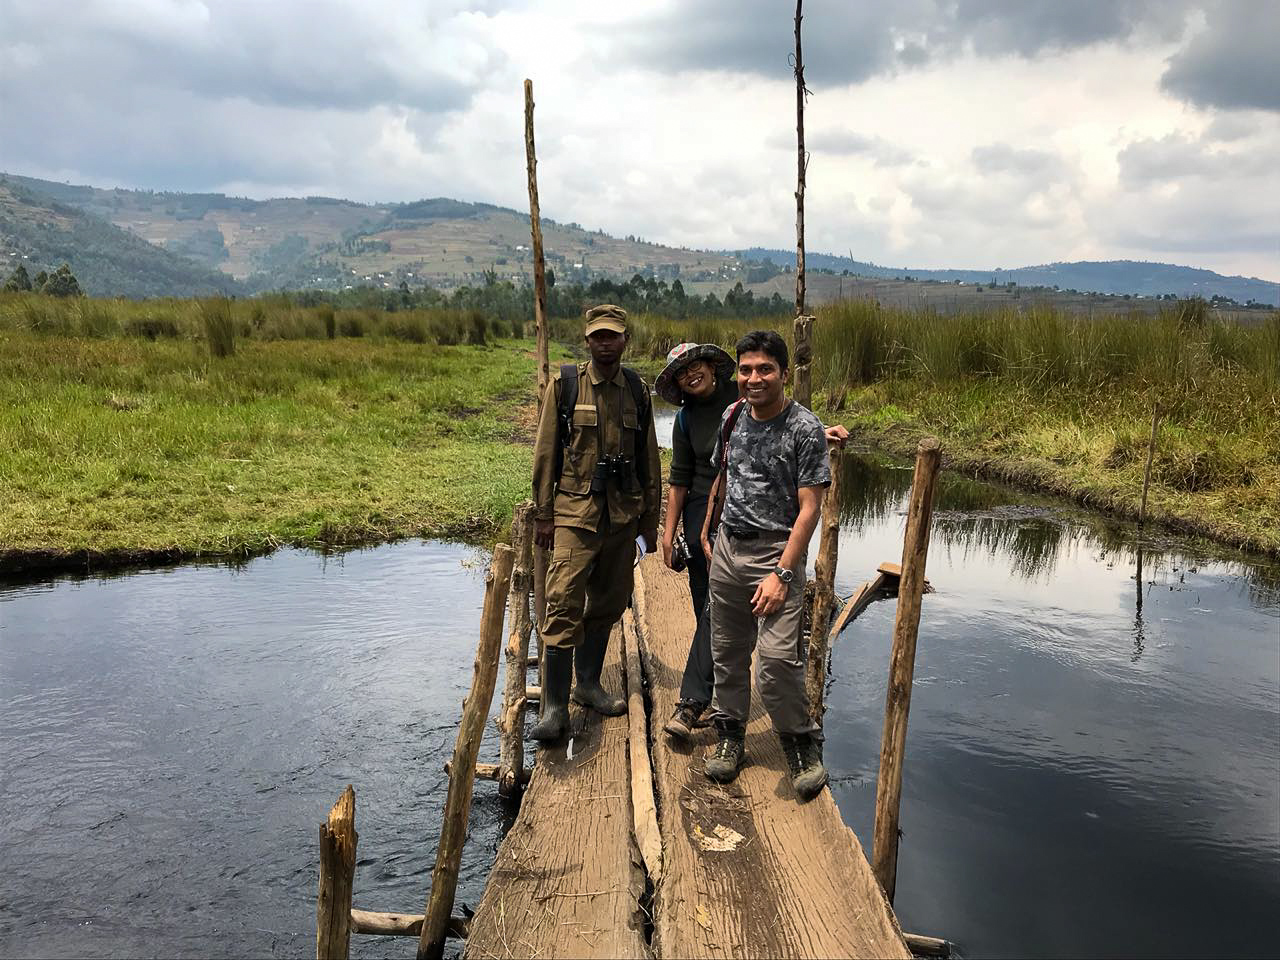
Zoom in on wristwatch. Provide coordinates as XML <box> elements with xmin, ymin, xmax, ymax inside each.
<box><xmin>773</xmin><ymin>565</ymin><xmax>794</xmax><ymax>584</ymax></box>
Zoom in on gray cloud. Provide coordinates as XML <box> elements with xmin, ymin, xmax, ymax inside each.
<box><xmin>613</xmin><ymin>0</ymin><xmax>1192</xmax><ymax>86</ymax></box>
<box><xmin>0</xmin><ymin>0</ymin><xmax>502</xmax><ymax>198</ymax></box>
<box><xmin>1160</xmin><ymin>1</ymin><xmax>1280</xmax><ymax>111</ymax></box>
<box><xmin>768</xmin><ymin>128</ymin><xmax>915</xmax><ymax>166</ymax></box>
<box><xmin>971</xmin><ymin>143</ymin><xmax>1067</xmax><ymax>180</ymax></box>
<box><xmin>1118</xmin><ymin>132</ymin><xmax>1275</xmax><ymax>186</ymax></box>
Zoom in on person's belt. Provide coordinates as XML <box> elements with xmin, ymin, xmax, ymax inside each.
<box><xmin>722</xmin><ymin>525</ymin><xmax>767</xmax><ymax>540</ymax></box>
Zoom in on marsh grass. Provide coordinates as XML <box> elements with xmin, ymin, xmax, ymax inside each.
<box><xmin>199</xmin><ymin>296</ymin><xmax>236</xmax><ymax>357</ymax></box>
<box><xmin>0</xmin><ymin>331</ymin><xmax>561</xmax><ymax>561</ymax></box>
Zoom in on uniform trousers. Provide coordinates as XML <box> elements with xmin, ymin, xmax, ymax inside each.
<box><xmin>541</xmin><ymin>518</ymin><xmax>638</xmax><ymax>650</ymax></box>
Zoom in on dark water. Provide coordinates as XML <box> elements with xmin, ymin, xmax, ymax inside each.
<box><xmin>0</xmin><ymin>543</ymin><xmax>506</xmax><ymax>959</ymax></box>
<box><xmin>3</xmin><ymin>453</ymin><xmax>1279</xmax><ymax>959</ymax></box>
<box><xmin>820</xmin><ymin>453</ymin><xmax>1280</xmax><ymax>959</ymax></box>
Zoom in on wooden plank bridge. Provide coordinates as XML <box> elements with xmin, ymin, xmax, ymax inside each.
<box><xmin>463</xmin><ymin>555</ymin><xmax>910</xmax><ymax>959</ymax></box>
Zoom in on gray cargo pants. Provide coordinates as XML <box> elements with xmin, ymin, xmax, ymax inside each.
<box><xmin>707</xmin><ymin>530</ymin><xmax>820</xmax><ymax>736</ymax></box>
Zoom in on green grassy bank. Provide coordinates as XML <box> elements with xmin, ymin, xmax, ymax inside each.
<box><xmin>625</xmin><ymin>301</ymin><xmax>1280</xmax><ymax>555</ymax></box>
<box><xmin>0</xmin><ymin>320</ymin><xmax>558</xmax><ymax>573</ymax></box>
<box><xmin>3</xmin><ymin>292</ymin><xmax>1277</xmax><ymax>574</ymax></box>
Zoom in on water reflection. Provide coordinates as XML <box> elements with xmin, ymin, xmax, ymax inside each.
<box><xmin>831</xmin><ymin>449</ymin><xmax>1280</xmax><ymax>607</ymax></box>
<box><xmin>0</xmin><ymin>542</ymin><xmax>504</xmax><ymax>959</ymax></box>
<box><xmin>823</xmin><ymin>450</ymin><xmax>1280</xmax><ymax>958</ymax></box>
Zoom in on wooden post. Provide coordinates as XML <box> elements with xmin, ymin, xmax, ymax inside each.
<box><xmin>418</xmin><ymin>545</ymin><xmax>516</xmax><ymax>960</ymax></box>
<box><xmin>805</xmin><ymin>444</ymin><xmax>842</xmax><ymax>721</ymax></box>
<box><xmin>793</xmin><ymin>0</ymin><xmax>809</xmax><ymax>318</ymax></box>
<box><xmin>498</xmin><ymin>502</ymin><xmax>535</xmax><ymax>796</ymax></box>
<box><xmin>1138</xmin><ymin>403</ymin><xmax>1160</xmax><ymax>528</ymax></box>
<box><xmin>525</xmin><ymin>78</ymin><xmax>551</xmax><ymax>683</ymax></box>
<box><xmin>317</xmin><ymin>785</ymin><xmax>357</xmax><ymax>960</ymax></box>
<box><xmin>793</xmin><ymin>314</ymin><xmax>814</xmax><ymax>409</ymax></box>
<box><xmin>872</xmin><ymin>437</ymin><xmax>941</xmax><ymax>904</ymax></box>
<box><xmin>524</xmin><ymin>79</ymin><xmax>550</xmax><ymax>397</ymax></box>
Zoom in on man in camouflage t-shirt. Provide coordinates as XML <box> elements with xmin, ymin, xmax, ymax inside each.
<box><xmin>702</xmin><ymin>330</ymin><xmax>831</xmax><ymax>802</ymax></box>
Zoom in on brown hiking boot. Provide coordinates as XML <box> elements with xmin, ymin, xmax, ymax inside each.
<box><xmin>779</xmin><ymin>732</ymin><xmax>828</xmax><ymax>801</ymax></box>
<box><xmin>663</xmin><ymin>701</ymin><xmax>705</xmax><ymax>740</ymax></box>
<box><xmin>704</xmin><ymin>719</ymin><xmax>746</xmax><ymax>783</ymax></box>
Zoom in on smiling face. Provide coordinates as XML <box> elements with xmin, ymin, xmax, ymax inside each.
<box><xmin>676</xmin><ymin>358</ymin><xmax>716</xmax><ymax>399</ymax></box>
<box><xmin>737</xmin><ymin>349</ymin><xmax>787</xmax><ymax>411</ymax></box>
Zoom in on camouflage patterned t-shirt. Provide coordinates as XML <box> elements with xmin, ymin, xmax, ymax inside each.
<box><xmin>712</xmin><ymin>400</ymin><xmax>831</xmax><ymax>534</ymax></box>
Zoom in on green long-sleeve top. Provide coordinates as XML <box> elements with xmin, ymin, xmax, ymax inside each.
<box><xmin>667</xmin><ymin>378</ymin><xmax>739</xmax><ymax>498</ymax></box>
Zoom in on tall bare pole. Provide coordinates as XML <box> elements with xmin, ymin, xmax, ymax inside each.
<box><xmin>524</xmin><ymin>79</ymin><xmax>551</xmax><ymax>668</ymax></box>
<box><xmin>524</xmin><ymin>79</ymin><xmax>550</xmax><ymax>397</ymax></box>
<box><xmin>793</xmin><ymin>0</ymin><xmax>809</xmax><ymax>318</ymax></box>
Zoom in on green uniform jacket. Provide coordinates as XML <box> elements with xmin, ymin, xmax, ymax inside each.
<box><xmin>532</xmin><ymin>361</ymin><xmax>661</xmax><ymax>533</ymax></box>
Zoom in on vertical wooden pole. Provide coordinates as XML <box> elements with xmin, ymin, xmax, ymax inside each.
<box><xmin>317</xmin><ymin>785</ymin><xmax>357</xmax><ymax>960</ymax></box>
<box><xmin>805</xmin><ymin>444</ymin><xmax>842</xmax><ymax>721</ymax></box>
<box><xmin>499</xmin><ymin>502</ymin><xmax>535</xmax><ymax>796</ymax></box>
<box><xmin>1138</xmin><ymin>404</ymin><xmax>1160</xmax><ymax>528</ymax></box>
<box><xmin>524</xmin><ymin>79</ymin><xmax>551</xmax><ymax>684</ymax></box>
<box><xmin>525</xmin><ymin>79</ymin><xmax>550</xmax><ymax>396</ymax></box>
<box><xmin>418</xmin><ymin>545</ymin><xmax>516</xmax><ymax>960</ymax></box>
<box><xmin>872</xmin><ymin>437</ymin><xmax>941</xmax><ymax>904</ymax></box>
<box><xmin>793</xmin><ymin>315</ymin><xmax>814</xmax><ymax>408</ymax></box>
<box><xmin>793</xmin><ymin>0</ymin><xmax>808</xmax><ymax>319</ymax></box>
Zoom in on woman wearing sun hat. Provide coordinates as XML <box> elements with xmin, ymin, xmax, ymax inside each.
<box><xmin>657</xmin><ymin>340</ymin><xmax>851</xmax><ymax>740</ymax></box>
<box><xmin>656</xmin><ymin>342</ymin><xmax>740</xmax><ymax>738</ymax></box>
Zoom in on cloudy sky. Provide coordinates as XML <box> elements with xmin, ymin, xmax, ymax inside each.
<box><xmin>2</xmin><ymin>0</ymin><xmax>1277</xmax><ymax>279</ymax></box>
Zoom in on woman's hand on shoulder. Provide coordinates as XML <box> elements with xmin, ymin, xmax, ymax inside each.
<box><xmin>823</xmin><ymin>424</ymin><xmax>849</xmax><ymax>448</ymax></box>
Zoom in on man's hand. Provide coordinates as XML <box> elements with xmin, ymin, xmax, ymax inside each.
<box><xmin>824</xmin><ymin>424</ymin><xmax>849</xmax><ymax>448</ymax></box>
<box><xmin>661</xmin><ymin>532</ymin><xmax>675</xmax><ymax>569</ymax></box>
<box><xmin>534</xmin><ymin>518</ymin><xmax>555</xmax><ymax>550</ymax></box>
<box><xmin>701</xmin><ymin>531</ymin><xmax>714</xmax><ymax>564</ymax></box>
<box><xmin>642</xmin><ymin>526</ymin><xmax>658</xmax><ymax>554</ymax></box>
<box><xmin>750</xmin><ymin>572</ymin><xmax>789</xmax><ymax>617</ymax></box>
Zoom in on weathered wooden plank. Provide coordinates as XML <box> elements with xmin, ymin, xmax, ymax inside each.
<box><xmin>636</xmin><ymin>558</ymin><xmax>909</xmax><ymax>959</ymax></box>
<box><xmin>464</xmin><ymin>623</ymin><xmax>648</xmax><ymax>960</ymax></box>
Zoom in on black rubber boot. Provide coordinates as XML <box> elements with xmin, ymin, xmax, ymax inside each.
<box><xmin>779</xmin><ymin>732</ymin><xmax>828</xmax><ymax>801</ymax></box>
<box><xmin>530</xmin><ymin>646</ymin><xmax>572</xmax><ymax>742</ymax></box>
<box><xmin>571</xmin><ymin>628</ymin><xmax>626</xmax><ymax>716</ymax></box>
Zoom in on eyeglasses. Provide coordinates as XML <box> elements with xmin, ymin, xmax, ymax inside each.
<box><xmin>676</xmin><ymin>360</ymin><xmax>710</xmax><ymax>384</ymax></box>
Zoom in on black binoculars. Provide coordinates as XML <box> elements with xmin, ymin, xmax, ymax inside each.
<box><xmin>590</xmin><ymin>454</ymin><xmax>639</xmax><ymax>494</ymax></box>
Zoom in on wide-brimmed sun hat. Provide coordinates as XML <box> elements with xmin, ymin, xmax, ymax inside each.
<box><xmin>655</xmin><ymin>342</ymin><xmax>735</xmax><ymax>405</ymax></box>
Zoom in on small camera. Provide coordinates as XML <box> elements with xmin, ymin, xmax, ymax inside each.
<box><xmin>671</xmin><ymin>535</ymin><xmax>692</xmax><ymax>573</ymax></box>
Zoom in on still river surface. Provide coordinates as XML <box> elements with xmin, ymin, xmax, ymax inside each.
<box><xmin>3</xmin><ymin>442</ymin><xmax>1278</xmax><ymax>957</ymax></box>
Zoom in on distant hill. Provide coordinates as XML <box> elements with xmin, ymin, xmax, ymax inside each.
<box><xmin>0</xmin><ymin>177</ymin><xmax>240</xmax><ymax>298</ymax></box>
<box><xmin>3</xmin><ymin>172</ymin><xmax>1275</xmax><ymax>306</ymax></box>
<box><xmin>3</xmin><ymin>173</ymin><xmax>741</xmax><ymax>296</ymax></box>
<box><xmin>736</xmin><ymin>248</ymin><xmax>1279</xmax><ymax>307</ymax></box>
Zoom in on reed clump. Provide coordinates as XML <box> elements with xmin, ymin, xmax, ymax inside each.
<box><xmin>197</xmin><ymin>297</ymin><xmax>236</xmax><ymax>357</ymax></box>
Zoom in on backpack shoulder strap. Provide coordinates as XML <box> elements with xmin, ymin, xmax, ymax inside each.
<box><xmin>621</xmin><ymin>366</ymin><xmax>651</xmax><ymax>423</ymax></box>
<box><xmin>720</xmin><ymin>399</ymin><xmax>746</xmax><ymax>472</ymax></box>
<box><xmin>553</xmin><ymin>363</ymin><xmax>581</xmax><ymax>481</ymax></box>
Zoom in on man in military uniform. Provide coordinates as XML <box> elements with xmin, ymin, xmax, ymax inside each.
<box><xmin>530</xmin><ymin>304</ymin><xmax>661</xmax><ymax>742</ymax></box>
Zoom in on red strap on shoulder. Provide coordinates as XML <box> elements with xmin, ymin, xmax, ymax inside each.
<box><xmin>721</xmin><ymin>399</ymin><xmax>746</xmax><ymax>472</ymax></box>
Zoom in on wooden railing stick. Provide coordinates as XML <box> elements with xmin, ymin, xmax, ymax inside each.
<box><xmin>805</xmin><ymin>443</ymin><xmax>842</xmax><ymax>721</ymax></box>
<box><xmin>872</xmin><ymin>438</ymin><xmax>941</xmax><ymax>903</ymax></box>
<box><xmin>317</xmin><ymin>785</ymin><xmax>357</xmax><ymax>960</ymax></box>
<box><xmin>524</xmin><ymin>78</ymin><xmax>551</xmax><ymax>683</ymax></box>
<box><xmin>418</xmin><ymin>545</ymin><xmax>515</xmax><ymax>960</ymax></box>
<box><xmin>499</xmin><ymin>502</ymin><xmax>535</xmax><ymax>796</ymax></box>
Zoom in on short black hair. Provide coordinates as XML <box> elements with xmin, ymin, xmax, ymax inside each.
<box><xmin>735</xmin><ymin>330</ymin><xmax>789</xmax><ymax>373</ymax></box>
